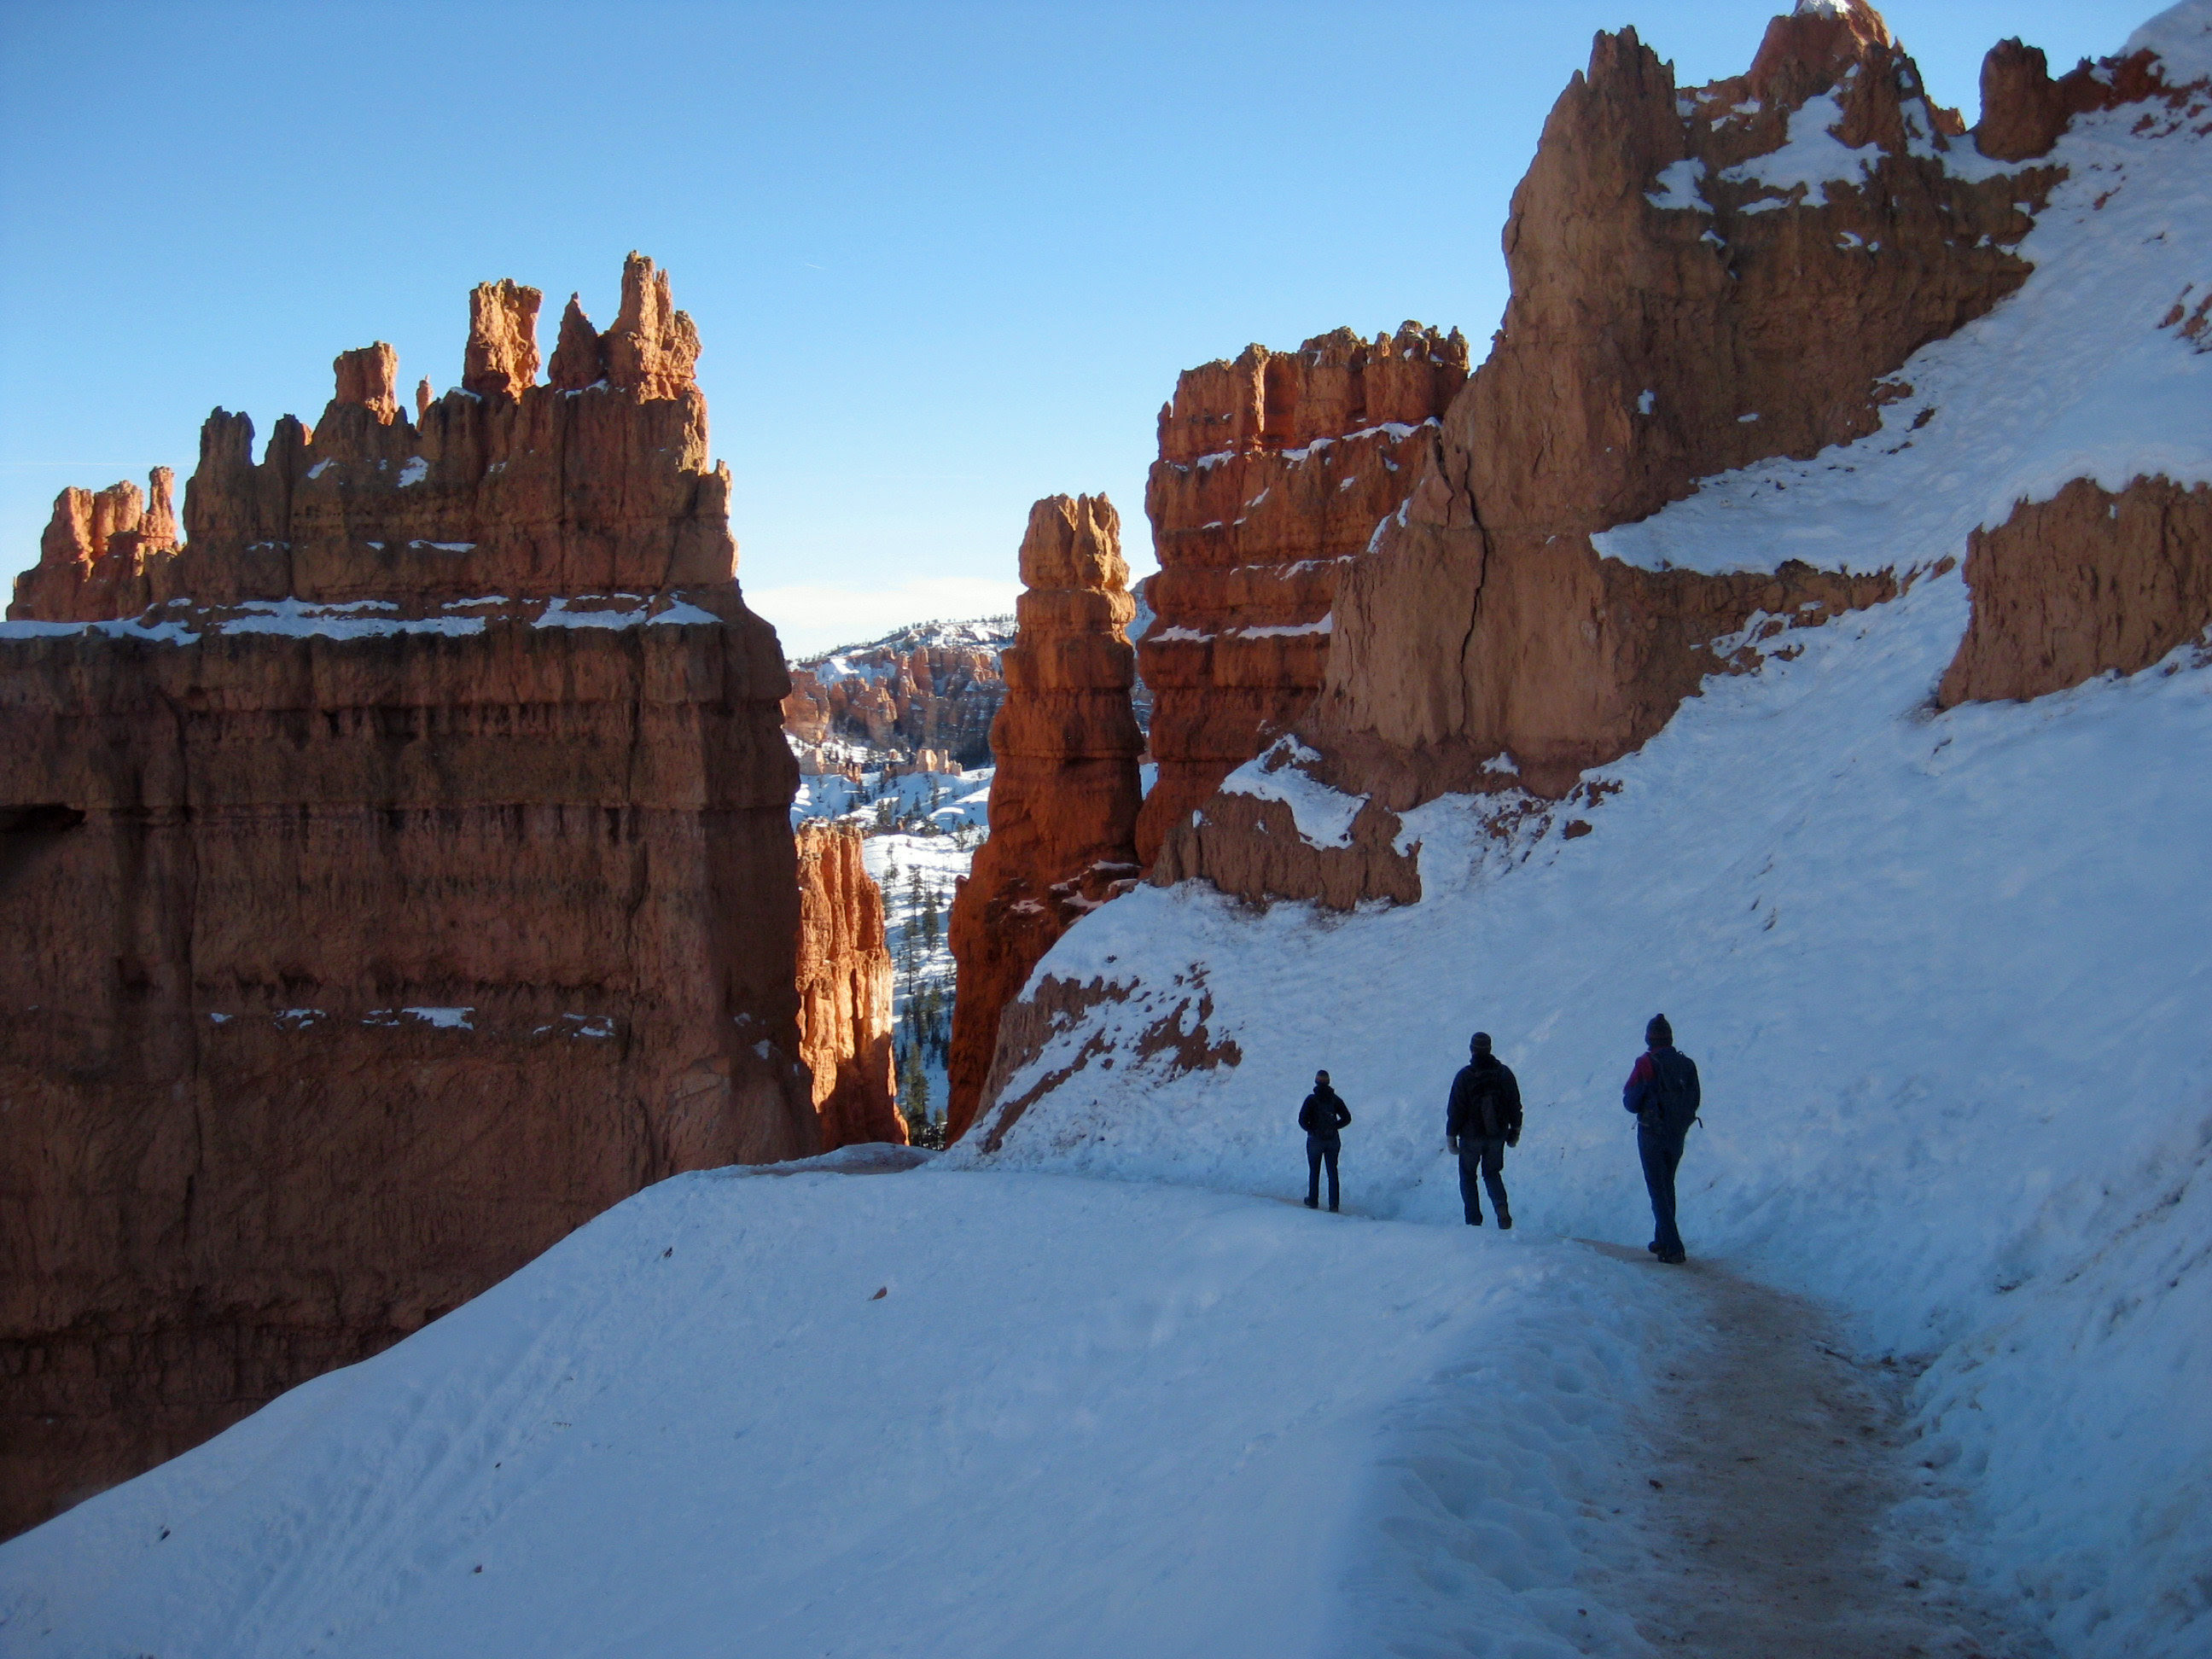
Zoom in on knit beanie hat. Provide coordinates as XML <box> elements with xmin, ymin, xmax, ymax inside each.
<box><xmin>1470</xmin><ymin>1032</ymin><xmax>1493</xmax><ymax>1055</ymax></box>
<box><xmin>1646</xmin><ymin>1014</ymin><xmax>1673</xmax><ymax>1047</ymax></box>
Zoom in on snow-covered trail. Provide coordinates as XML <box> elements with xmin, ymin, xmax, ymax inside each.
<box><xmin>1583</xmin><ymin>1247</ymin><xmax>2046</xmax><ymax>1659</ymax></box>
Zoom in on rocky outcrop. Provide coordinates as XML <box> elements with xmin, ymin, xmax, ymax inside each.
<box><xmin>1939</xmin><ymin>475</ymin><xmax>2212</xmax><ymax>706</ymax></box>
<box><xmin>783</xmin><ymin>624</ymin><xmax>1011</xmax><ymax>766</ymax></box>
<box><xmin>10</xmin><ymin>470</ymin><xmax>182</xmax><ymax>623</ymax></box>
<box><xmin>795</xmin><ymin>822</ymin><xmax>905</xmax><ymax>1148</ymax></box>
<box><xmin>9</xmin><ymin>253</ymin><xmax>731</xmax><ymax>621</ymax></box>
<box><xmin>1161</xmin><ymin>1</ymin><xmax>2041</xmax><ymax>906</ymax></box>
<box><xmin>945</xmin><ymin>497</ymin><xmax>1142</xmax><ymax>1139</ymax></box>
<box><xmin>0</xmin><ymin>257</ymin><xmax>817</xmax><ymax>1540</ymax></box>
<box><xmin>1136</xmin><ymin>325</ymin><xmax>1468</xmax><ymax>864</ymax></box>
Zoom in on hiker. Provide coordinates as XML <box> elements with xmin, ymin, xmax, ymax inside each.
<box><xmin>1623</xmin><ymin>1013</ymin><xmax>1701</xmax><ymax>1264</ymax></box>
<box><xmin>1299</xmin><ymin>1069</ymin><xmax>1352</xmax><ymax>1211</ymax></box>
<box><xmin>1445</xmin><ymin>1032</ymin><xmax>1522</xmax><ymax>1228</ymax></box>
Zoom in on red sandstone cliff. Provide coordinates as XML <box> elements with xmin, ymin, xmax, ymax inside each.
<box><xmin>1136</xmin><ymin>325</ymin><xmax>1467</xmax><ymax>864</ymax></box>
<box><xmin>944</xmin><ymin>497</ymin><xmax>1142</xmax><ymax>1140</ymax></box>
<box><xmin>1155</xmin><ymin>2</ymin><xmax>2075</xmax><ymax>906</ymax></box>
<box><xmin>795</xmin><ymin>822</ymin><xmax>905</xmax><ymax>1147</ymax></box>
<box><xmin>0</xmin><ymin>256</ymin><xmax>817</xmax><ymax>1540</ymax></box>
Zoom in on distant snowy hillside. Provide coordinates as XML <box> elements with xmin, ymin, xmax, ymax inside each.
<box><xmin>946</xmin><ymin>53</ymin><xmax>2212</xmax><ymax>1659</ymax></box>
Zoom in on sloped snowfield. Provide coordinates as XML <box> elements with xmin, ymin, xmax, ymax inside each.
<box><xmin>946</xmin><ymin>50</ymin><xmax>2212</xmax><ymax>1659</ymax></box>
<box><xmin>0</xmin><ymin>1164</ymin><xmax>1679</xmax><ymax>1659</ymax></box>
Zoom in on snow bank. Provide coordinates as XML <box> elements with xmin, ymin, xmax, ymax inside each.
<box><xmin>0</xmin><ymin>1170</ymin><xmax>1671</xmax><ymax>1659</ymax></box>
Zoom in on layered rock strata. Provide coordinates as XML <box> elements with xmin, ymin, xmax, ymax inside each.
<box><xmin>795</xmin><ymin>822</ymin><xmax>905</xmax><ymax>1148</ymax></box>
<box><xmin>1160</xmin><ymin>1</ymin><xmax>2061</xmax><ymax>907</ymax></box>
<box><xmin>1939</xmin><ymin>475</ymin><xmax>2212</xmax><ymax>706</ymax></box>
<box><xmin>1136</xmin><ymin>325</ymin><xmax>1468</xmax><ymax>864</ymax></box>
<box><xmin>0</xmin><ymin>257</ymin><xmax>817</xmax><ymax>1540</ymax></box>
<box><xmin>944</xmin><ymin>497</ymin><xmax>1142</xmax><ymax>1140</ymax></box>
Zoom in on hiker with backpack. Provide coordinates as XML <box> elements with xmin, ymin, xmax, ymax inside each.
<box><xmin>1623</xmin><ymin>1014</ymin><xmax>1701</xmax><ymax>1263</ymax></box>
<box><xmin>1445</xmin><ymin>1032</ymin><xmax>1522</xmax><ymax>1228</ymax></box>
<box><xmin>1299</xmin><ymin>1069</ymin><xmax>1352</xmax><ymax>1211</ymax></box>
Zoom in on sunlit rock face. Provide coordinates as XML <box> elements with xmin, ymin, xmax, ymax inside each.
<box><xmin>945</xmin><ymin>494</ymin><xmax>1143</xmax><ymax>1142</ymax></box>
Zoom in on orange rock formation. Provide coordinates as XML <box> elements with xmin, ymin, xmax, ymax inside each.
<box><xmin>783</xmin><ymin>637</ymin><xmax>1007</xmax><ymax>765</ymax></box>
<box><xmin>0</xmin><ymin>256</ymin><xmax>818</xmax><ymax>1540</ymax></box>
<box><xmin>1158</xmin><ymin>2</ymin><xmax>2042</xmax><ymax>906</ymax></box>
<box><xmin>1940</xmin><ymin>475</ymin><xmax>2212</xmax><ymax>706</ymax></box>
<box><xmin>795</xmin><ymin>823</ymin><xmax>905</xmax><ymax>1148</ymax></box>
<box><xmin>1136</xmin><ymin>325</ymin><xmax>1468</xmax><ymax>864</ymax></box>
<box><xmin>945</xmin><ymin>496</ymin><xmax>1143</xmax><ymax>1140</ymax></box>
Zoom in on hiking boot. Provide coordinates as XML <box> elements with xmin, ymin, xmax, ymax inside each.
<box><xmin>1498</xmin><ymin>1215</ymin><xmax>1513</xmax><ymax>1231</ymax></box>
<box><xmin>1328</xmin><ymin>1202</ymin><xmax>1339</xmax><ymax>1214</ymax></box>
<box><xmin>1659</xmin><ymin>1249</ymin><xmax>1686</xmax><ymax>1265</ymax></box>
<box><xmin>1646</xmin><ymin>1241</ymin><xmax>1662</xmax><ymax>1255</ymax></box>
<box><xmin>1467</xmin><ymin>1213</ymin><xmax>1484</xmax><ymax>1226</ymax></box>
<box><xmin>1303</xmin><ymin>1196</ymin><xmax>1318</xmax><ymax>1209</ymax></box>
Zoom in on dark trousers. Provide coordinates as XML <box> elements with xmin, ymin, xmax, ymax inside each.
<box><xmin>1306</xmin><ymin>1136</ymin><xmax>1341</xmax><ymax>1209</ymax></box>
<box><xmin>1639</xmin><ymin>1128</ymin><xmax>1685</xmax><ymax>1255</ymax></box>
<box><xmin>1458</xmin><ymin>1138</ymin><xmax>1509</xmax><ymax>1223</ymax></box>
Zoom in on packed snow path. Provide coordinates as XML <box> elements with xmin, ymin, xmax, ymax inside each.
<box><xmin>1583</xmin><ymin>1247</ymin><xmax>2043</xmax><ymax>1659</ymax></box>
<box><xmin>0</xmin><ymin>1158</ymin><xmax>2054</xmax><ymax>1659</ymax></box>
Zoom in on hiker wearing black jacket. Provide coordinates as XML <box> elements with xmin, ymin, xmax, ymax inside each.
<box><xmin>1298</xmin><ymin>1070</ymin><xmax>1352</xmax><ymax>1212</ymax></box>
<box><xmin>1445</xmin><ymin>1033</ymin><xmax>1522</xmax><ymax>1228</ymax></box>
<box><xmin>1623</xmin><ymin>1013</ymin><xmax>1701</xmax><ymax>1264</ymax></box>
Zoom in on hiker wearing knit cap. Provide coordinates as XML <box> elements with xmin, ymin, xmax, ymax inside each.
<box><xmin>1623</xmin><ymin>1014</ymin><xmax>1702</xmax><ymax>1263</ymax></box>
<box><xmin>1445</xmin><ymin>1032</ymin><xmax>1522</xmax><ymax>1229</ymax></box>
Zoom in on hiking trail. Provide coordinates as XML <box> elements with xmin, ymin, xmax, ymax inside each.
<box><xmin>1579</xmin><ymin>1246</ymin><xmax>2051</xmax><ymax>1659</ymax></box>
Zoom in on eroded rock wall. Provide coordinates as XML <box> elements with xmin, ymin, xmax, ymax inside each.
<box><xmin>945</xmin><ymin>496</ymin><xmax>1142</xmax><ymax>1140</ymax></box>
<box><xmin>1136</xmin><ymin>325</ymin><xmax>1467</xmax><ymax>863</ymax></box>
<box><xmin>1940</xmin><ymin>474</ymin><xmax>2212</xmax><ymax>705</ymax></box>
<box><xmin>795</xmin><ymin>822</ymin><xmax>905</xmax><ymax>1147</ymax></box>
<box><xmin>1162</xmin><ymin>1</ymin><xmax>2056</xmax><ymax>906</ymax></box>
<box><xmin>0</xmin><ymin>257</ymin><xmax>816</xmax><ymax>1539</ymax></box>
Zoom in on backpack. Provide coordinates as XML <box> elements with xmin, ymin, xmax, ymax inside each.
<box><xmin>1646</xmin><ymin>1049</ymin><xmax>1701</xmax><ymax>1135</ymax></box>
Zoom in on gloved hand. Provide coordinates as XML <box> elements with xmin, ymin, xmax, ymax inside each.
<box><xmin>1446</xmin><ymin>1137</ymin><xmax>1459</xmax><ymax>1156</ymax></box>
<box><xmin>1507</xmin><ymin>1130</ymin><xmax>1520</xmax><ymax>1148</ymax></box>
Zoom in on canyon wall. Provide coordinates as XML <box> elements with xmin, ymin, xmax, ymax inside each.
<box><xmin>0</xmin><ymin>257</ymin><xmax>818</xmax><ymax>1540</ymax></box>
<box><xmin>1157</xmin><ymin>0</ymin><xmax>2097</xmax><ymax>907</ymax></box>
<box><xmin>944</xmin><ymin>496</ymin><xmax>1142</xmax><ymax>1140</ymax></box>
<box><xmin>795</xmin><ymin>822</ymin><xmax>905</xmax><ymax>1148</ymax></box>
<box><xmin>1136</xmin><ymin>325</ymin><xmax>1467</xmax><ymax>864</ymax></box>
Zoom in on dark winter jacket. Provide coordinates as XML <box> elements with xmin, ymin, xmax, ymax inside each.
<box><xmin>1447</xmin><ymin>1055</ymin><xmax>1522</xmax><ymax>1144</ymax></box>
<box><xmin>1299</xmin><ymin>1085</ymin><xmax>1352</xmax><ymax>1144</ymax></box>
<box><xmin>1624</xmin><ymin>1045</ymin><xmax>1702</xmax><ymax>1140</ymax></box>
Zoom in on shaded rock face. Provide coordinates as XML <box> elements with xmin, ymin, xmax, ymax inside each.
<box><xmin>945</xmin><ymin>497</ymin><xmax>1142</xmax><ymax>1140</ymax></box>
<box><xmin>795</xmin><ymin>822</ymin><xmax>905</xmax><ymax>1149</ymax></box>
<box><xmin>1136</xmin><ymin>325</ymin><xmax>1468</xmax><ymax>864</ymax></box>
<box><xmin>0</xmin><ymin>256</ymin><xmax>817</xmax><ymax>1540</ymax></box>
<box><xmin>1164</xmin><ymin>2</ymin><xmax>2046</xmax><ymax>907</ymax></box>
<box><xmin>1939</xmin><ymin>475</ymin><xmax>2212</xmax><ymax>706</ymax></box>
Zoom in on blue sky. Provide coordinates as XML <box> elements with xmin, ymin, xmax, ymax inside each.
<box><xmin>0</xmin><ymin>0</ymin><xmax>2151</xmax><ymax>655</ymax></box>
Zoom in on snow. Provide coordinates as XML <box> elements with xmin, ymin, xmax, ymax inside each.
<box><xmin>223</xmin><ymin>599</ymin><xmax>486</xmax><ymax>639</ymax></box>
<box><xmin>0</xmin><ymin>615</ymin><xmax>200</xmax><ymax>644</ymax></box>
<box><xmin>306</xmin><ymin>459</ymin><xmax>334</xmax><ymax>480</ymax></box>
<box><xmin>646</xmin><ymin>599</ymin><xmax>719</xmax><ymax>626</ymax></box>
<box><xmin>1644</xmin><ymin>156</ymin><xmax>1709</xmax><ymax>212</ymax></box>
<box><xmin>1598</xmin><ymin>99</ymin><xmax>2212</xmax><ymax>576</ymax></box>
<box><xmin>396</xmin><ymin>457</ymin><xmax>429</xmax><ymax>487</ymax></box>
<box><xmin>1217</xmin><ymin>736</ymin><xmax>1369</xmax><ymax>849</ymax></box>
<box><xmin>399</xmin><ymin>1006</ymin><xmax>474</xmax><ymax>1030</ymax></box>
<box><xmin>1717</xmin><ymin>92</ymin><xmax>1883</xmax><ymax>210</ymax></box>
<box><xmin>2127</xmin><ymin>0</ymin><xmax>2212</xmax><ymax>81</ymax></box>
<box><xmin>0</xmin><ymin>1166</ymin><xmax>1689</xmax><ymax>1659</ymax></box>
<box><xmin>410</xmin><ymin>540</ymin><xmax>475</xmax><ymax>553</ymax></box>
